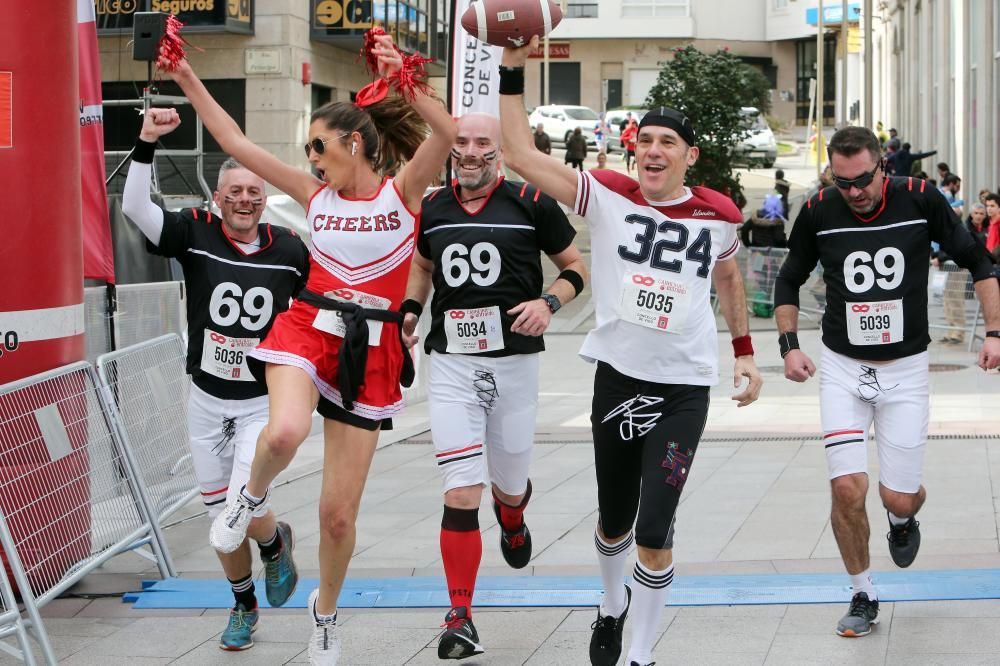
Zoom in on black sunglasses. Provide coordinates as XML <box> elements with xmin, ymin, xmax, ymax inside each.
<box><xmin>832</xmin><ymin>161</ymin><xmax>883</xmax><ymax>190</ymax></box>
<box><xmin>303</xmin><ymin>131</ymin><xmax>350</xmax><ymax>158</ymax></box>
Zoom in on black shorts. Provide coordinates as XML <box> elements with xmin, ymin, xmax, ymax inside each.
<box><xmin>591</xmin><ymin>362</ymin><xmax>709</xmax><ymax>550</ymax></box>
<box><xmin>317</xmin><ymin>397</ymin><xmax>392</xmax><ymax>432</ymax></box>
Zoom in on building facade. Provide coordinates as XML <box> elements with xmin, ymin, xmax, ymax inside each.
<box><xmin>873</xmin><ymin>0</ymin><xmax>999</xmax><ymax>194</ymax></box>
<box><xmin>524</xmin><ymin>0</ymin><xmax>861</xmax><ymax>129</ymax></box>
<box><xmin>97</xmin><ymin>0</ymin><xmax>451</xmax><ymax>195</ymax></box>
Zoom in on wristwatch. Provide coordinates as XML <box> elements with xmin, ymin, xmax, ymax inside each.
<box><xmin>541</xmin><ymin>293</ymin><xmax>561</xmax><ymax>314</ymax></box>
<box><xmin>986</xmin><ymin>330</ymin><xmax>1000</xmax><ymax>339</ymax></box>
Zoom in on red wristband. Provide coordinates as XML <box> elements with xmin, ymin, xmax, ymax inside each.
<box><xmin>732</xmin><ymin>335</ymin><xmax>754</xmax><ymax>358</ymax></box>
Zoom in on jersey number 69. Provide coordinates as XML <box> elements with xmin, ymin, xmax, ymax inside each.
<box><xmin>209</xmin><ymin>282</ymin><xmax>274</xmax><ymax>332</ymax></box>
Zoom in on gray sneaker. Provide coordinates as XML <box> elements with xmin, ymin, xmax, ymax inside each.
<box><xmin>836</xmin><ymin>592</ymin><xmax>879</xmax><ymax>637</ymax></box>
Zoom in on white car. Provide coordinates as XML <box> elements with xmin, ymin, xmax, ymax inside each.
<box><xmin>732</xmin><ymin>106</ymin><xmax>777</xmax><ymax>168</ymax></box>
<box><xmin>528</xmin><ymin>105</ymin><xmax>600</xmax><ymax>146</ymax></box>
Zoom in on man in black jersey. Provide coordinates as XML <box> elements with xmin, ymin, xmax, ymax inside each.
<box><xmin>122</xmin><ymin>108</ymin><xmax>310</xmax><ymax>651</ymax></box>
<box><xmin>774</xmin><ymin>126</ymin><xmax>1000</xmax><ymax>639</ymax></box>
<box><xmin>400</xmin><ymin>112</ymin><xmax>586</xmax><ymax>660</ymax></box>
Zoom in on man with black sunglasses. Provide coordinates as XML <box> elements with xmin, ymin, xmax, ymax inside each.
<box><xmin>773</xmin><ymin>126</ymin><xmax>1000</xmax><ymax>639</ymax></box>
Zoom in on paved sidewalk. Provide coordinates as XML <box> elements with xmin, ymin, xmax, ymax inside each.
<box><xmin>6</xmin><ymin>317</ymin><xmax>1000</xmax><ymax>665</ymax></box>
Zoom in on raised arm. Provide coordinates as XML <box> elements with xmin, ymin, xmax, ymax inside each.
<box><xmin>385</xmin><ymin>47</ymin><xmax>456</xmax><ymax>209</ymax></box>
<box><xmin>168</xmin><ymin>60</ymin><xmax>321</xmax><ymax>208</ymax></box>
<box><xmin>498</xmin><ymin>38</ymin><xmax>579</xmax><ymax>208</ymax></box>
<box><xmin>121</xmin><ymin>108</ymin><xmax>182</xmax><ymax>245</ymax></box>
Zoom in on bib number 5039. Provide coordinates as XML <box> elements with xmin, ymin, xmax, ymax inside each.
<box><xmin>843</xmin><ymin>248</ymin><xmax>904</xmax><ymax>293</ymax></box>
<box><xmin>209</xmin><ymin>282</ymin><xmax>274</xmax><ymax>331</ymax></box>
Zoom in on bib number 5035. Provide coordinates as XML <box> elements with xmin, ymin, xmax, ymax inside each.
<box><xmin>209</xmin><ymin>282</ymin><xmax>274</xmax><ymax>331</ymax></box>
<box><xmin>843</xmin><ymin>248</ymin><xmax>904</xmax><ymax>293</ymax></box>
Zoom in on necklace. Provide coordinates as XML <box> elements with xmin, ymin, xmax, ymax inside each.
<box><xmin>459</xmin><ymin>194</ymin><xmax>488</xmax><ymax>205</ymax></box>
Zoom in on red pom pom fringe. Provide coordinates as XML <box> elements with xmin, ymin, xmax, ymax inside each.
<box><xmin>155</xmin><ymin>15</ymin><xmax>202</xmax><ymax>73</ymax></box>
<box><xmin>357</xmin><ymin>26</ymin><xmax>433</xmax><ymax>103</ymax></box>
<box><xmin>355</xmin><ymin>79</ymin><xmax>389</xmax><ymax>108</ymax></box>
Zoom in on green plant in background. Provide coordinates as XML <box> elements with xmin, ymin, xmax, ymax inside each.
<box><xmin>645</xmin><ymin>45</ymin><xmax>773</xmax><ymax>203</ymax></box>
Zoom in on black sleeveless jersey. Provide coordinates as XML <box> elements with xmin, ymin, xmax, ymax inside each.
<box><xmin>774</xmin><ymin>176</ymin><xmax>995</xmax><ymax>361</ymax></box>
<box><xmin>417</xmin><ymin>178</ymin><xmax>576</xmax><ymax>357</ymax></box>
<box><xmin>147</xmin><ymin>208</ymin><xmax>310</xmax><ymax>399</ymax></box>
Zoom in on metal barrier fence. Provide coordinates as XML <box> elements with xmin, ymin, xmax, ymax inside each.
<box><xmin>731</xmin><ymin>247</ymin><xmax>985</xmax><ymax>343</ymax></box>
<box><xmin>97</xmin><ymin>335</ymin><xmax>197</xmax><ymax>527</ymax></box>
<box><xmin>0</xmin><ymin>363</ymin><xmax>174</xmax><ymax>604</ymax></box>
<box><xmin>83</xmin><ymin>282</ymin><xmax>186</xmax><ymax>364</ymax></box>
<box><xmin>0</xmin><ymin>522</ymin><xmax>42</xmax><ymax>665</ymax></box>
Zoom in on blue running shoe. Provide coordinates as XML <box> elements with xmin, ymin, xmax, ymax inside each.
<box><xmin>264</xmin><ymin>521</ymin><xmax>299</xmax><ymax>607</ymax></box>
<box><xmin>220</xmin><ymin>603</ymin><xmax>258</xmax><ymax>650</ymax></box>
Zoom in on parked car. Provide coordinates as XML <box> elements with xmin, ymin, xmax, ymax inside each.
<box><xmin>732</xmin><ymin>106</ymin><xmax>777</xmax><ymax>168</ymax></box>
<box><xmin>604</xmin><ymin>108</ymin><xmax>647</xmax><ymax>152</ymax></box>
<box><xmin>527</xmin><ymin>105</ymin><xmax>600</xmax><ymax>147</ymax></box>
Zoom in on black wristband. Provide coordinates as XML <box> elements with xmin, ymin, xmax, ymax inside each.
<box><xmin>557</xmin><ymin>268</ymin><xmax>585</xmax><ymax>296</ymax></box>
<box><xmin>986</xmin><ymin>330</ymin><xmax>1000</xmax><ymax>339</ymax></box>
<box><xmin>400</xmin><ymin>298</ymin><xmax>423</xmax><ymax>319</ymax></box>
<box><xmin>132</xmin><ymin>137</ymin><xmax>157</xmax><ymax>164</ymax></box>
<box><xmin>778</xmin><ymin>331</ymin><xmax>800</xmax><ymax>359</ymax></box>
<box><xmin>498</xmin><ymin>66</ymin><xmax>525</xmax><ymax>95</ymax></box>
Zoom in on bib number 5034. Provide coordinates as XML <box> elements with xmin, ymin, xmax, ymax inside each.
<box><xmin>843</xmin><ymin>248</ymin><xmax>904</xmax><ymax>293</ymax></box>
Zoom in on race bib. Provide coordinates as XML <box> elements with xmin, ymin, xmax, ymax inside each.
<box><xmin>200</xmin><ymin>329</ymin><xmax>258</xmax><ymax>381</ymax></box>
<box><xmin>444</xmin><ymin>306</ymin><xmax>505</xmax><ymax>354</ymax></box>
<box><xmin>312</xmin><ymin>288</ymin><xmax>389</xmax><ymax>347</ymax></box>
<box><xmin>846</xmin><ymin>299</ymin><xmax>903</xmax><ymax>346</ymax></box>
<box><xmin>619</xmin><ymin>272</ymin><xmax>691</xmax><ymax>334</ymax></box>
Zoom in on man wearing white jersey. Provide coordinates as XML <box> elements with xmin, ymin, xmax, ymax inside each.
<box><xmin>498</xmin><ymin>39</ymin><xmax>762</xmax><ymax>666</ymax></box>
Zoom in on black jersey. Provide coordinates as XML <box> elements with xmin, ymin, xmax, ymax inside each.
<box><xmin>774</xmin><ymin>176</ymin><xmax>995</xmax><ymax>360</ymax></box>
<box><xmin>147</xmin><ymin>208</ymin><xmax>310</xmax><ymax>399</ymax></box>
<box><xmin>417</xmin><ymin>178</ymin><xmax>576</xmax><ymax>357</ymax></box>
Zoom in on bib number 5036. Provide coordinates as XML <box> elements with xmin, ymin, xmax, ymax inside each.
<box><xmin>844</xmin><ymin>248</ymin><xmax>904</xmax><ymax>293</ymax></box>
<box><xmin>209</xmin><ymin>282</ymin><xmax>274</xmax><ymax>331</ymax></box>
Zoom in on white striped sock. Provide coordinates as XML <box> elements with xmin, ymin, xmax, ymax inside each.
<box><xmin>595</xmin><ymin>531</ymin><xmax>633</xmax><ymax>617</ymax></box>
<box><xmin>625</xmin><ymin>561</ymin><xmax>673</xmax><ymax>665</ymax></box>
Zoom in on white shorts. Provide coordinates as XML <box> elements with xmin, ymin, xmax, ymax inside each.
<box><xmin>819</xmin><ymin>345</ymin><xmax>930</xmax><ymax>493</ymax></box>
<box><xmin>428</xmin><ymin>352</ymin><xmax>540</xmax><ymax>495</ymax></box>
<box><xmin>187</xmin><ymin>384</ymin><xmax>272</xmax><ymax>519</ymax></box>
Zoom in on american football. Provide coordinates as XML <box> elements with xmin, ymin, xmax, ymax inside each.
<box><xmin>460</xmin><ymin>0</ymin><xmax>563</xmax><ymax>49</ymax></box>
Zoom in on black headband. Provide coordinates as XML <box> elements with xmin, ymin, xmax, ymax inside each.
<box><xmin>638</xmin><ymin>107</ymin><xmax>696</xmax><ymax>147</ymax></box>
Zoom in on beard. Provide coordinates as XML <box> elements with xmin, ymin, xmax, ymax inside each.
<box><xmin>456</xmin><ymin>160</ymin><xmax>497</xmax><ymax>191</ymax></box>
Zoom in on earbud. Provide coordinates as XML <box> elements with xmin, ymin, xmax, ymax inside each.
<box><xmin>351</xmin><ymin>142</ymin><xmax>357</xmax><ymax>156</ymax></box>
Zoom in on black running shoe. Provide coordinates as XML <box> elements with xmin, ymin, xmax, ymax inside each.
<box><xmin>887</xmin><ymin>514</ymin><xmax>921</xmax><ymax>568</ymax></box>
<box><xmin>492</xmin><ymin>499</ymin><xmax>532</xmax><ymax>569</ymax></box>
<box><xmin>836</xmin><ymin>592</ymin><xmax>879</xmax><ymax>637</ymax></box>
<box><xmin>589</xmin><ymin>584</ymin><xmax>632</xmax><ymax>666</ymax></box>
<box><xmin>437</xmin><ymin>606</ymin><xmax>484</xmax><ymax>660</ymax></box>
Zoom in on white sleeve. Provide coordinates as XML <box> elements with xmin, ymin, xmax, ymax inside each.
<box><xmin>716</xmin><ymin>222</ymin><xmax>741</xmax><ymax>262</ymax></box>
<box><xmin>121</xmin><ymin>161</ymin><xmax>164</xmax><ymax>246</ymax></box>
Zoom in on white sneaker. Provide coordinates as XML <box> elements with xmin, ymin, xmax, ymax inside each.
<box><xmin>307</xmin><ymin>588</ymin><xmax>341</xmax><ymax>666</ymax></box>
<box><xmin>209</xmin><ymin>487</ymin><xmax>263</xmax><ymax>554</ymax></box>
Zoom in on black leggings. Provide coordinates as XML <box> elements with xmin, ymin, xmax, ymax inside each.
<box><xmin>566</xmin><ymin>158</ymin><xmax>584</xmax><ymax>171</ymax></box>
<box><xmin>590</xmin><ymin>362</ymin><xmax>709</xmax><ymax>549</ymax></box>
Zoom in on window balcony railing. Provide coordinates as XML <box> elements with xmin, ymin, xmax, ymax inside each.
<box><xmin>566</xmin><ymin>3</ymin><xmax>599</xmax><ymax>18</ymax></box>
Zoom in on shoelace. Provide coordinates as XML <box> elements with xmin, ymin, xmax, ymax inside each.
<box><xmin>312</xmin><ymin>621</ymin><xmax>337</xmax><ymax>650</ymax></box>
<box><xmin>228</xmin><ymin>608</ymin><xmax>253</xmax><ymax>630</ymax></box>
<box><xmin>889</xmin><ymin>521</ymin><xmax>914</xmax><ymax>546</ymax></box>
<box><xmin>590</xmin><ymin>613</ymin><xmax>616</xmax><ymax>634</ymax></box>
<box><xmin>848</xmin><ymin>596</ymin><xmax>874</xmax><ymax>618</ymax></box>
<box><xmin>264</xmin><ymin>548</ymin><xmax>284</xmax><ymax>585</ymax></box>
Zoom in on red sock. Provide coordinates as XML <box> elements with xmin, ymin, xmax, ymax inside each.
<box><xmin>493</xmin><ymin>480</ymin><xmax>532</xmax><ymax>532</ymax></box>
<box><xmin>440</xmin><ymin>505</ymin><xmax>481</xmax><ymax>616</ymax></box>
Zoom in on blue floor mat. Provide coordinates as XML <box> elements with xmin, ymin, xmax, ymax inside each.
<box><xmin>123</xmin><ymin>569</ymin><xmax>1000</xmax><ymax>609</ymax></box>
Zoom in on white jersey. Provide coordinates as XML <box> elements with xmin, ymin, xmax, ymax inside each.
<box><xmin>574</xmin><ymin>171</ymin><xmax>742</xmax><ymax>385</ymax></box>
